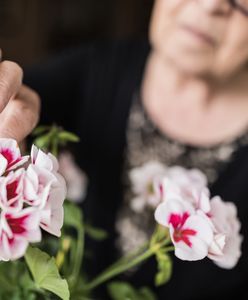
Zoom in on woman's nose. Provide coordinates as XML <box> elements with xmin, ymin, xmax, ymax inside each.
<box><xmin>198</xmin><ymin>0</ymin><xmax>231</xmax><ymax>14</ymax></box>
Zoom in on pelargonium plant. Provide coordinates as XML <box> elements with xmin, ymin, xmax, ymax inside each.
<box><xmin>0</xmin><ymin>128</ymin><xmax>243</xmax><ymax>300</ymax></box>
<box><xmin>0</xmin><ymin>139</ymin><xmax>66</xmax><ymax>261</ymax></box>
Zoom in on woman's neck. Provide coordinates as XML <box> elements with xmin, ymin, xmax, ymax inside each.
<box><xmin>141</xmin><ymin>52</ymin><xmax>248</xmax><ymax>146</ymax></box>
<box><xmin>143</xmin><ymin>52</ymin><xmax>248</xmax><ymax>108</ymax></box>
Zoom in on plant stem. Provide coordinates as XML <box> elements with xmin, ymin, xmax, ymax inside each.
<box><xmin>69</xmin><ymin>225</ymin><xmax>85</xmax><ymax>288</ymax></box>
<box><xmin>102</xmin><ymin>242</ymin><xmax>149</xmax><ymax>274</ymax></box>
<box><xmin>83</xmin><ymin>239</ymin><xmax>173</xmax><ymax>291</ymax></box>
<box><xmin>84</xmin><ymin>247</ymin><xmax>154</xmax><ymax>291</ymax></box>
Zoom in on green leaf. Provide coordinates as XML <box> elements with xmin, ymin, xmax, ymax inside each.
<box><xmin>155</xmin><ymin>250</ymin><xmax>172</xmax><ymax>287</ymax></box>
<box><xmin>85</xmin><ymin>224</ymin><xmax>108</xmax><ymax>241</ymax></box>
<box><xmin>32</xmin><ymin>126</ymin><xmax>51</xmax><ymax>136</ymax></box>
<box><xmin>139</xmin><ymin>287</ymin><xmax>157</xmax><ymax>300</ymax></box>
<box><xmin>107</xmin><ymin>281</ymin><xmax>139</xmax><ymax>300</ymax></box>
<box><xmin>107</xmin><ymin>282</ymin><xmax>157</xmax><ymax>300</ymax></box>
<box><xmin>58</xmin><ymin>131</ymin><xmax>80</xmax><ymax>143</ymax></box>
<box><xmin>25</xmin><ymin>247</ymin><xmax>70</xmax><ymax>300</ymax></box>
<box><xmin>64</xmin><ymin>201</ymin><xmax>83</xmax><ymax>230</ymax></box>
<box><xmin>33</xmin><ymin>133</ymin><xmax>52</xmax><ymax>150</ymax></box>
<box><xmin>0</xmin><ymin>261</ymin><xmax>27</xmax><ymax>292</ymax></box>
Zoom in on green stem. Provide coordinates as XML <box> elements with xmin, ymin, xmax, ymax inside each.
<box><xmin>84</xmin><ymin>247</ymin><xmax>154</xmax><ymax>291</ymax></box>
<box><xmin>83</xmin><ymin>239</ymin><xmax>172</xmax><ymax>291</ymax></box>
<box><xmin>50</xmin><ymin>126</ymin><xmax>59</xmax><ymax>157</ymax></box>
<box><xmin>102</xmin><ymin>242</ymin><xmax>149</xmax><ymax>274</ymax></box>
<box><xmin>69</xmin><ymin>225</ymin><xmax>85</xmax><ymax>288</ymax></box>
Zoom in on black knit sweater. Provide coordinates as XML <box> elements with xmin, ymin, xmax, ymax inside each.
<box><xmin>24</xmin><ymin>39</ymin><xmax>248</xmax><ymax>300</ymax></box>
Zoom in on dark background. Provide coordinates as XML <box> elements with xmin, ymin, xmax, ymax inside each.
<box><xmin>0</xmin><ymin>0</ymin><xmax>153</xmax><ymax>66</ymax></box>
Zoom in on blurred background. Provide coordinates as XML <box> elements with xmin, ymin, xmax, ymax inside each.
<box><xmin>0</xmin><ymin>0</ymin><xmax>153</xmax><ymax>66</ymax></box>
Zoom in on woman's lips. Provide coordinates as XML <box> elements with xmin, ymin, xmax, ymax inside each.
<box><xmin>180</xmin><ymin>24</ymin><xmax>216</xmax><ymax>46</ymax></box>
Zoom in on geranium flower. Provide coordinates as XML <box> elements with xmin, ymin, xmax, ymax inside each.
<box><xmin>155</xmin><ymin>197</ymin><xmax>214</xmax><ymax>261</ymax></box>
<box><xmin>0</xmin><ymin>208</ymin><xmax>41</xmax><ymax>260</ymax></box>
<box><xmin>0</xmin><ymin>138</ymin><xmax>29</xmax><ymax>176</ymax></box>
<box><xmin>31</xmin><ymin>145</ymin><xmax>66</xmax><ymax>196</ymax></box>
<box><xmin>0</xmin><ymin>169</ymin><xmax>25</xmax><ymax>212</ymax></box>
<box><xmin>25</xmin><ymin>147</ymin><xmax>67</xmax><ymax>237</ymax></box>
<box><xmin>155</xmin><ymin>166</ymin><xmax>208</xmax><ymax>202</ymax></box>
<box><xmin>129</xmin><ymin>161</ymin><xmax>167</xmax><ymax>212</ymax></box>
<box><xmin>23</xmin><ymin>164</ymin><xmax>56</xmax><ymax>208</ymax></box>
<box><xmin>31</xmin><ymin>145</ymin><xmax>59</xmax><ymax>172</ymax></box>
<box><xmin>0</xmin><ymin>139</ymin><xmax>67</xmax><ymax>260</ymax></box>
<box><xmin>58</xmin><ymin>152</ymin><xmax>88</xmax><ymax>203</ymax></box>
<box><xmin>207</xmin><ymin>196</ymin><xmax>243</xmax><ymax>269</ymax></box>
<box><xmin>39</xmin><ymin>178</ymin><xmax>66</xmax><ymax>237</ymax></box>
<box><xmin>166</xmin><ymin>166</ymin><xmax>207</xmax><ymax>193</ymax></box>
<box><xmin>158</xmin><ymin>176</ymin><xmax>211</xmax><ymax>214</ymax></box>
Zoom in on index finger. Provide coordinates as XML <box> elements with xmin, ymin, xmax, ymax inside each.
<box><xmin>0</xmin><ymin>60</ymin><xmax>23</xmax><ymax>112</ymax></box>
<box><xmin>0</xmin><ymin>85</ymin><xmax>40</xmax><ymax>142</ymax></box>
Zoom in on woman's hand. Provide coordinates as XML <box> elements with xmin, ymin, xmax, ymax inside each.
<box><xmin>0</xmin><ymin>58</ymin><xmax>40</xmax><ymax>142</ymax></box>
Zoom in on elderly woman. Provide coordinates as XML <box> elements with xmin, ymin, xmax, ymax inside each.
<box><xmin>2</xmin><ymin>0</ymin><xmax>248</xmax><ymax>298</ymax></box>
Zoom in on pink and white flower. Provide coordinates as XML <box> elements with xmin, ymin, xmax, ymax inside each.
<box><xmin>166</xmin><ymin>166</ymin><xmax>207</xmax><ymax>195</ymax></box>
<box><xmin>30</xmin><ymin>144</ymin><xmax>66</xmax><ymax>197</ymax></box>
<box><xmin>129</xmin><ymin>161</ymin><xmax>167</xmax><ymax>212</ymax></box>
<box><xmin>0</xmin><ymin>208</ymin><xmax>41</xmax><ymax>260</ymax></box>
<box><xmin>155</xmin><ymin>197</ymin><xmax>214</xmax><ymax>261</ymax></box>
<box><xmin>207</xmin><ymin>196</ymin><xmax>242</xmax><ymax>269</ymax></box>
<box><xmin>31</xmin><ymin>145</ymin><xmax>59</xmax><ymax>173</ymax></box>
<box><xmin>25</xmin><ymin>146</ymin><xmax>67</xmax><ymax>237</ymax></box>
<box><xmin>0</xmin><ymin>138</ymin><xmax>29</xmax><ymax>176</ymax></box>
<box><xmin>39</xmin><ymin>179</ymin><xmax>66</xmax><ymax>237</ymax></box>
<box><xmin>0</xmin><ymin>169</ymin><xmax>25</xmax><ymax>212</ymax></box>
<box><xmin>158</xmin><ymin>176</ymin><xmax>211</xmax><ymax>214</ymax></box>
<box><xmin>0</xmin><ymin>139</ymin><xmax>67</xmax><ymax>261</ymax></box>
<box><xmin>155</xmin><ymin>166</ymin><xmax>208</xmax><ymax>203</ymax></box>
<box><xmin>154</xmin><ymin>166</ymin><xmax>242</xmax><ymax>267</ymax></box>
<box><xmin>23</xmin><ymin>164</ymin><xmax>56</xmax><ymax>208</ymax></box>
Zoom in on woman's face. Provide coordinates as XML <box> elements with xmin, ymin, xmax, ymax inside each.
<box><xmin>150</xmin><ymin>0</ymin><xmax>248</xmax><ymax>78</ymax></box>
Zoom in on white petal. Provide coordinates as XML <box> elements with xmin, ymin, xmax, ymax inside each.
<box><xmin>8</xmin><ymin>155</ymin><xmax>30</xmax><ymax>171</ymax></box>
<box><xmin>155</xmin><ymin>198</ymin><xmax>195</xmax><ymax>227</ymax></box>
<box><xmin>31</xmin><ymin>144</ymin><xmax>39</xmax><ymax>164</ymax></box>
<box><xmin>208</xmin><ymin>233</ymin><xmax>226</xmax><ymax>257</ymax></box>
<box><xmin>0</xmin><ymin>154</ymin><xmax>8</xmax><ymax>176</ymax></box>
<box><xmin>9</xmin><ymin>237</ymin><xmax>29</xmax><ymax>260</ymax></box>
<box><xmin>212</xmin><ymin>234</ymin><xmax>243</xmax><ymax>269</ymax></box>
<box><xmin>174</xmin><ymin>235</ymin><xmax>209</xmax><ymax>261</ymax></box>
<box><xmin>0</xmin><ymin>233</ymin><xmax>12</xmax><ymax>261</ymax></box>
<box><xmin>41</xmin><ymin>206</ymin><xmax>64</xmax><ymax>237</ymax></box>
<box><xmin>48</xmin><ymin>153</ymin><xmax>59</xmax><ymax>172</ymax></box>
<box><xmin>184</xmin><ymin>215</ymin><xmax>214</xmax><ymax>246</ymax></box>
<box><xmin>35</xmin><ymin>149</ymin><xmax>54</xmax><ymax>171</ymax></box>
<box><xmin>161</xmin><ymin>177</ymin><xmax>181</xmax><ymax>201</ymax></box>
<box><xmin>0</xmin><ymin>138</ymin><xmax>20</xmax><ymax>161</ymax></box>
<box><xmin>198</xmin><ymin>188</ymin><xmax>211</xmax><ymax>213</ymax></box>
<box><xmin>171</xmin><ymin>214</ymin><xmax>214</xmax><ymax>261</ymax></box>
<box><xmin>155</xmin><ymin>202</ymin><xmax>170</xmax><ymax>227</ymax></box>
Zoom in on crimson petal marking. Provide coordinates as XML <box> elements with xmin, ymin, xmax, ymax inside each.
<box><xmin>169</xmin><ymin>212</ymin><xmax>190</xmax><ymax>228</ymax></box>
<box><xmin>6</xmin><ymin>214</ymin><xmax>28</xmax><ymax>235</ymax></box>
<box><xmin>173</xmin><ymin>228</ymin><xmax>197</xmax><ymax>247</ymax></box>
<box><xmin>6</xmin><ymin>180</ymin><xmax>19</xmax><ymax>201</ymax></box>
<box><xmin>0</xmin><ymin>149</ymin><xmax>15</xmax><ymax>165</ymax></box>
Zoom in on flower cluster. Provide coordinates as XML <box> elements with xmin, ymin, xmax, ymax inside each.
<box><xmin>130</xmin><ymin>162</ymin><xmax>242</xmax><ymax>269</ymax></box>
<box><xmin>0</xmin><ymin>138</ymin><xmax>66</xmax><ymax>261</ymax></box>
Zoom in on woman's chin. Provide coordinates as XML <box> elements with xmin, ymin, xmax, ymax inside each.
<box><xmin>167</xmin><ymin>51</ymin><xmax>213</xmax><ymax>76</ymax></box>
